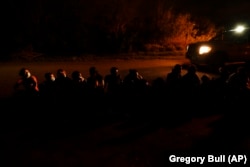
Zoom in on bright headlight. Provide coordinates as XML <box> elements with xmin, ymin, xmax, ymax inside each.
<box><xmin>199</xmin><ymin>46</ymin><xmax>212</xmax><ymax>54</ymax></box>
<box><xmin>235</xmin><ymin>25</ymin><xmax>245</xmax><ymax>33</ymax></box>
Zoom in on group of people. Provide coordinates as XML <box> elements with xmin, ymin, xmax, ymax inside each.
<box><xmin>9</xmin><ymin>63</ymin><xmax>250</xmax><ymax>155</ymax></box>
<box><xmin>13</xmin><ymin>63</ymin><xmax>250</xmax><ymax>110</ymax></box>
<box><xmin>13</xmin><ymin>66</ymin><xmax>148</xmax><ymax>101</ymax></box>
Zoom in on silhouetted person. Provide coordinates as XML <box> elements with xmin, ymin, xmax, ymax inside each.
<box><xmin>103</xmin><ymin>67</ymin><xmax>124</xmax><ymax>112</ymax></box>
<box><xmin>104</xmin><ymin>67</ymin><xmax>123</xmax><ymax>96</ymax></box>
<box><xmin>210</xmin><ymin>66</ymin><xmax>231</xmax><ymax>106</ymax></box>
<box><xmin>180</xmin><ymin>64</ymin><xmax>201</xmax><ymax>101</ymax></box>
<box><xmin>199</xmin><ymin>74</ymin><xmax>212</xmax><ymax>94</ymax></box>
<box><xmin>226</xmin><ymin>66</ymin><xmax>250</xmax><ymax>103</ymax></box>
<box><xmin>165</xmin><ymin>64</ymin><xmax>182</xmax><ymax>99</ymax></box>
<box><xmin>71</xmin><ymin>70</ymin><xmax>87</xmax><ymax>99</ymax></box>
<box><xmin>86</xmin><ymin>66</ymin><xmax>105</xmax><ymax>97</ymax></box>
<box><xmin>55</xmin><ymin>68</ymin><xmax>73</xmax><ymax>101</ymax></box>
<box><xmin>14</xmin><ymin>67</ymin><xmax>39</xmax><ymax>98</ymax></box>
<box><xmin>198</xmin><ymin>74</ymin><xmax>215</xmax><ymax>111</ymax></box>
<box><xmin>123</xmin><ymin>69</ymin><xmax>149</xmax><ymax>96</ymax></box>
<box><xmin>122</xmin><ymin>69</ymin><xmax>150</xmax><ymax>116</ymax></box>
<box><xmin>166</xmin><ymin>64</ymin><xmax>182</xmax><ymax>85</ymax></box>
<box><xmin>151</xmin><ymin>77</ymin><xmax>166</xmax><ymax>96</ymax></box>
<box><xmin>39</xmin><ymin>72</ymin><xmax>57</xmax><ymax>103</ymax></box>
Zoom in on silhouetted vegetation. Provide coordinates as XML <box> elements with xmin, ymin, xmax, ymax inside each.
<box><xmin>1</xmin><ymin>0</ymin><xmax>218</xmax><ymax>61</ymax></box>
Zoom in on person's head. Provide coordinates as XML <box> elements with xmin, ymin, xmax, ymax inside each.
<box><xmin>89</xmin><ymin>66</ymin><xmax>97</xmax><ymax>76</ymax></box>
<box><xmin>44</xmin><ymin>72</ymin><xmax>55</xmax><ymax>81</ymax></box>
<box><xmin>19</xmin><ymin>68</ymin><xmax>31</xmax><ymax>79</ymax></box>
<box><xmin>57</xmin><ymin>69</ymin><xmax>67</xmax><ymax>78</ymax></box>
<box><xmin>201</xmin><ymin>74</ymin><xmax>210</xmax><ymax>83</ymax></box>
<box><xmin>187</xmin><ymin>64</ymin><xmax>197</xmax><ymax>74</ymax></box>
<box><xmin>110</xmin><ymin>67</ymin><xmax>118</xmax><ymax>75</ymax></box>
<box><xmin>72</xmin><ymin>70</ymin><xmax>84</xmax><ymax>81</ymax></box>
<box><xmin>129</xmin><ymin>69</ymin><xmax>138</xmax><ymax>77</ymax></box>
<box><xmin>172</xmin><ymin>64</ymin><xmax>182</xmax><ymax>73</ymax></box>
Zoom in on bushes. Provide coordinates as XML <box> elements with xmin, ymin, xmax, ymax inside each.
<box><xmin>0</xmin><ymin>1</ymin><xmax>218</xmax><ymax>58</ymax></box>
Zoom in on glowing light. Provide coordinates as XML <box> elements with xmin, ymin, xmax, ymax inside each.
<box><xmin>234</xmin><ymin>25</ymin><xmax>245</xmax><ymax>33</ymax></box>
<box><xmin>199</xmin><ymin>45</ymin><xmax>211</xmax><ymax>54</ymax></box>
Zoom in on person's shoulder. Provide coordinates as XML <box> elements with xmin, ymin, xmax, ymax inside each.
<box><xmin>30</xmin><ymin>75</ymin><xmax>38</xmax><ymax>80</ymax></box>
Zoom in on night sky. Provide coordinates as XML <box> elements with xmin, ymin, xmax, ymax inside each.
<box><xmin>175</xmin><ymin>0</ymin><xmax>250</xmax><ymax>26</ymax></box>
<box><xmin>1</xmin><ymin>0</ymin><xmax>250</xmax><ymax>28</ymax></box>
<box><xmin>1</xmin><ymin>0</ymin><xmax>250</xmax><ymax>22</ymax></box>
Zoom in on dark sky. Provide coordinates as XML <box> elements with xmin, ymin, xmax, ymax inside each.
<box><xmin>175</xmin><ymin>0</ymin><xmax>250</xmax><ymax>26</ymax></box>
<box><xmin>1</xmin><ymin>0</ymin><xmax>249</xmax><ymax>26</ymax></box>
